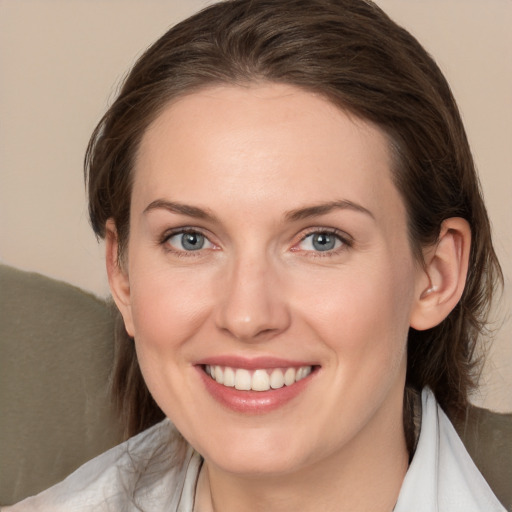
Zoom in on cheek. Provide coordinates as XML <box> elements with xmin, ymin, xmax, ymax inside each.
<box><xmin>293</xmin><ymin>256</ymin><xmax>416</xmax><ymax>365</ymax></box>
<box><xmin>126</xmin><ymin>265</ymin><xmax>216</xmax><ymax>418</ymax></box>
<box><xmin>128</xmin><ymin>264</ymin><xmax>214</xmax><ymax>354</ymax></box>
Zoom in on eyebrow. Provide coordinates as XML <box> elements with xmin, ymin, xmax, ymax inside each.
<box><xmin>143</xmin><ymin>199</ymin><xmax>218</xmax><ymax>222</ymax></box>
<box><xmin>285</xmin><ymin>200</ymin><xmax>375</xmax><ymax>222</ymax></box>
<box><xmin>143</xmin><ymin>198</ymin><xmax>374</xmax><ymax>223</ymax></box>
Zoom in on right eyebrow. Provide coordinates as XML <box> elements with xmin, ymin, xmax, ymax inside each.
<box><xmin>285</xmin><ymin>199</ymin><xmax>375</xmax><ymax>222</ymax></box>
<box><xmin>143</xmin><ymin>199</ymin><xmax>218</xmax><ymax>222</ymax></box>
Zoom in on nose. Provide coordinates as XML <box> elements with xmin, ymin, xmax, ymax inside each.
<box><xmin>215</xmin><ymin>254</ymin><xmax>291</xmax><ymax>342</ymax></box>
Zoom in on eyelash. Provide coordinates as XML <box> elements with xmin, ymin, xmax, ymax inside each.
<box><xmin>293</xmin><ymin>228</ymin><xmax>353</xmax><ymax>257</ymax></box>
<box><xmin>159</xmin><ymin>228</ymin><xmax>216</xmax><ymax>257</ymax></box>
<box><xmin>159</xmin><ymin>227</ymin><xmax>353</xmax><ymax>257</ymax></box>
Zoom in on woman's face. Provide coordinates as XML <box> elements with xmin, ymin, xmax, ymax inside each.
<box><xmin>114</xmin><ymin>84</ymin><xmax>425</xmax><ymax>476</ymax></box>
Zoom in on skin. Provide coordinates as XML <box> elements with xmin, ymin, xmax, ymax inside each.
<box><xmin>107</xmin><ymin>84</ymin><xmax>471</xmax><ymax>512</ymax></box>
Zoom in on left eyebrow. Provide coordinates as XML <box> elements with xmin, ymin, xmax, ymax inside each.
<box><xmin>285</xmin><ymin>200</ymin><xmax>375</xmax><ymax>222</ymax></box>
<box><xmin>142</xmin><ymin>199</ymin><xmax>218</xmax><ymax>222</ymax></box>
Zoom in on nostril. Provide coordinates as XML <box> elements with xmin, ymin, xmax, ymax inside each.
<box><xmin>214</xmin><ymin>266</ymin><xmax>292</xmax><ymax>341</ymax></box>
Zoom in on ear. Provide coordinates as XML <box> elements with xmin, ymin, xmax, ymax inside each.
<box><xmin>410</xmin><ymin>218</ymin><xmax>471</xmax><ymax>331</ymax></box>
<box><xmin>105</xmin><ymin>219</ymin><xmax>135</xmax><ymax>337</ymax></box>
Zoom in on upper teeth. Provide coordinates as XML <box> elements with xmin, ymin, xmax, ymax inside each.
<box><xmin>205</xmin><ymin>365</ymin><xmax>312</xmax><ymax>391</ymax></box>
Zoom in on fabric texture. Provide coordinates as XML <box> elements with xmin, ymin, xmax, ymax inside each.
<box><xmin>394</xmin><ymin>389</ymin><xmax>506</xmax><ymax>511</ymax></box>
<box><xmin>454</xmin><ymin>405</ymin><xmax>512</xmax><ymax>510</ymax></box>
<box><xmin>0</xmin><ymin>264</ymin><xmax>123</xmax><ymax>505</ymax></box>
<box><xmin>3</xmin><ymin>388</ymin><xmax>506</xmax><ymax>512</ymax></box>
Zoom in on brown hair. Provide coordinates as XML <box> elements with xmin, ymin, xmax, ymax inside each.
<box><xmin>85</xmin><ymin>0</ymin><xmax>502</xmax><ymax>443</ymax></box>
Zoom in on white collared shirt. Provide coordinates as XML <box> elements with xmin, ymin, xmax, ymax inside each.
<box><xmin>4</xmin><ymin>389</ymin><xmax>506</xmax><ymax>511</ymax></box>
<box><xmin>394</xmin><ymin>389</ymin><xmax>506</xmax><ymax>511</ymax></box>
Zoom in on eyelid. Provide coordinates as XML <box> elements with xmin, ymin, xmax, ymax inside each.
<box><xmin>160</xmin><ymin>226</ymin><xmax>202</xmax><ymax>242</ymax></box>
<box><xmin>159</xmin><ymin>227</ymin><xmax>218</xmax><ymax>254</ymax></box>
<box><xmin>291</xmin><ymin>227</ymin><xmax>353</xmax><ymax>254</ymax></box>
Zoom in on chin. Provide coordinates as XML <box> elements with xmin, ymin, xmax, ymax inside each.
<box><xmin>192</xmin><ymin>423</ymin><xmax>321</xmax><ymax>477</ymax></box>
<box><xmin>207</xmin><ymin>449</ymin><xmax>307</xmax><ymax>477</ymax></box>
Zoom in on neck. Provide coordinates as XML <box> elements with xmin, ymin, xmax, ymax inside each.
<box><xmin>194</xmin><ymin>396</ymin><xmax>409</xmax><ymax>512</ymax></box>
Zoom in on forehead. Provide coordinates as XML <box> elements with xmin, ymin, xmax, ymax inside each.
<box><xmin>133</xmin><ymin>84</ymin><xmax>404</xmax><ymax>228</ymax></box>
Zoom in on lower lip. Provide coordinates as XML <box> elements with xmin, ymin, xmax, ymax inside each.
<box><xmin>197</xmin><ymin>366</ymin><xmax>316</xmax><ymax>414</ymax></box>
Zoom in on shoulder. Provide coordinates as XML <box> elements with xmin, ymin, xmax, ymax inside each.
<box><xmin>3</xmin><ymin>419</ymin><xmax>197</xmax><ymax>512</ymax></box>
<box><xmin>454</xmin><ymin>401</ymin><xmax>512</xmax><ymax>510</ymax></box>
<box><xmin>395</xmin><ymin>388</ymin><xmax>507</xmax><ymax>512</ymax></box>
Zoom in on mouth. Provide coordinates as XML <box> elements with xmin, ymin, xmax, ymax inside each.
<box><xmin>204</xmin><ymin>364</ymin><xmax>313</xmax><ymax>391</ymax></box>
<box><xmin>197</xmin><ymin>359</ymin><xmax>318</xmax><ymax>413</ymax></box>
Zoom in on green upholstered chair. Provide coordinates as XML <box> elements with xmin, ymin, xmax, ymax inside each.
<box><xmin>1</xmin><ymin>264</ymin><xmax>511</xmax><ymax>509</ymax></box>
<box><xmin>455</xmin><ymin>406</ymin><xmax>512</xmax><ymax>511</ymax></box>
<box><xmin>0</xmin><ymin>264</ymin><xmax>123</xmax><ymax>505</ymax></box>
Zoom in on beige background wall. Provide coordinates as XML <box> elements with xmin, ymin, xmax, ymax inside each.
<box><xmin>1</xmin><ymin>0</ymin><xmax>510</xmax><ymax>411</ymax></box>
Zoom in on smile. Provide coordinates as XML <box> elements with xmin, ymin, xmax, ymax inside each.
<box><xmin>204</xmin><ymin>365</ymin><xmax>313</xmax><ymax>391</ymax></box>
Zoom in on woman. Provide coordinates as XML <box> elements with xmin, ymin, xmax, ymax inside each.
<box><xmin>7</xmin><ymin>0</ymin><xmax>505</xmax><ymax>510</ymax></box>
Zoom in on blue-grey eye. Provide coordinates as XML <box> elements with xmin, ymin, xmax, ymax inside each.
<box><xmin>298</xmin><ymin>232</ymin><xmax>343</xmax><ymax>252</ymax></box>
<box><xmin>167</xmin><ymin>231</ymin><xmax>213</xmax><ymax>251</ymax></box>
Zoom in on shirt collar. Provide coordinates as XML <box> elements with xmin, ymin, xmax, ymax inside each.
<box><xmin>394</xmin><ymin>388</ymin><xmax>505</xmax><ymax>512</ymax></box>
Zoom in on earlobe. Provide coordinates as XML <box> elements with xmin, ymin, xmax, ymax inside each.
<box><xmin>410</xmin><ymin>218</ymin><xmax>471</xmax><ymax>331</ymax></box>
<box><xmin>105</xmin><ymin>219</ymin><xmax>135</xmax><ymax>337</ymax></box>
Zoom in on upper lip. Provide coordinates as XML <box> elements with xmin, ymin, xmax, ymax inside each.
<box><xmin>195</xmin><ymin>355</ymin><xmax>318</xmax><ymax>370</ymax></box>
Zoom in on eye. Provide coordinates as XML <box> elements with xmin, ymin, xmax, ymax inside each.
<box><xmin>296</xmin><ymin>231</ymin><xmax>347</xmax><ymax>252</ymax></box>
<box><xmin>165</xmin><ymin>230</ymin><xmax>214</xmax><ymax>252</ymax></box>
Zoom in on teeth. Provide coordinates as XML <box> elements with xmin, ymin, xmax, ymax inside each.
<box><xmin>214</xmin><ymin>365</ymin><xmax>224</xmax><ymax>384</ymax></box>
<box><xmin>235</xmin><ymin>369</ymin><xmax>251</xmax><ymax>390</ymax></box>
<box><xmin>270</xmin><ymin>368</ymin><xmax>284</xmax><ymax>389</ymax></box>
<box><xmin>223</xmin><ymin>366</ymin><xmax>235</xmax><ymax>387</ymax></box>
<box><xmin>205</xmin><ymin>365</ymin><xmax>313</xmax><ymax>391</ymax></box>
<box><xmin>296</xmin><ymin>366</ymin><xmax>312</xmax><ymax>381</ymax></box>
<box><xmin>284</xmin><ymin>367</ymin><xmax>296</xmax><ymax>386</ymax></box>
<box><xmin>252</xmin><ymin>369</ymin><xmax>270</xmax><ymax>391</ymax></box>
